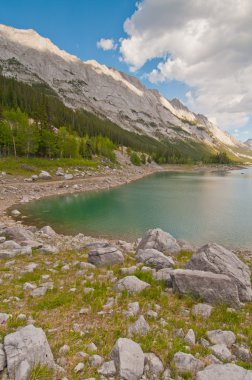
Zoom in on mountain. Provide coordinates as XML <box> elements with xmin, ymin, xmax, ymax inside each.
<box><xmin>0</xmin><ymin>24</ymin><xmax>249</xmax><ymax>159</ymax></box>
<box><xmin>244</xmin><ymin>139</ymin><xmax>252</xmax><ymax>149</ymax></box>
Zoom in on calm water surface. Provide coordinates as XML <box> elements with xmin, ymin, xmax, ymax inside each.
<box><xmin>18</xmin><ymin>167</ymin><xmax>252</xmax><ymax>249</ymax></box>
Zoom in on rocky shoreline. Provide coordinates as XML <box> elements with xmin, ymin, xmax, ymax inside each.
<box><xmin>0</xmin><ymin>160</ymin><xmax>251</xmax><ymax>380</ymax></box>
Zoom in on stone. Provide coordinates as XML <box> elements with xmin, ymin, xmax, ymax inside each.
<box><xmin>136</xmin><ymin>248</ymin><xmax>175</xmax><ymax>270</ymax></box>
<box><xmin>87</xmin><ymin>342</ymin><xmax>97</xmax><ymax>352</ymax></box>
<box><xmin>207</xmin><ymin>330</ymin><xmax>236</xmax><ymax>347</ymax></box>
<box><xmin>40</xmin><ymin>225</ymin><xmax>56</xmax><ymax>237</ymax></box>
<box><xmin>196</xmin><ymin>364</ymin><xmax>252</xmax><ymax>380</ymax></box>
<box><xmin>137</xmin><ymin>228</ymin><xmax>180</xmax><ymax>254</ymax></box>
<box><xmin>110</xmin><ymin>338</ymin><xmax>145</xmax><ymax>380</ymax></box>
<box><xmin>39</xmin><ymin>170</ymin><xmax>51</xmax><ymax>179</ymax></box>
<box><xmin>88</xmin><ymin>245</ymin><xmax>124</xmax><ymax>267</ymax></box>
<box><xmin>64</xmin><ymin>174</ymin><xmax>73</xmax><ymax>180</ymax></box>
<box><xmin>39</xmin><ymin>245</ymin><xmax>59</xmax><ymax>254</ymax></box>
<box><xmin>59</xmin><ymin>345</ymin><xmax>70</xmax><ymax>356</ymax></box>
<box><xmin>186</xmin><ymin>243</ymin><xmax>252</xmax><ymax>302</ymax></box>
<box><xmin>115</xmin><ymin>276</ymin><xmax>150</xmax><ymax>293</ymax></box>
<box><xmin>124</xmin><ymin>302</ymin><xmax>140</xmax><ymax>317</ymax></box>
<box><xmin>5</xmin><ymin>226</ymin><xmax>34</xmax><ymax>242</ymax></box>
<box><xmin>144</xmin><ymin>353</ymin><xmax>164</xmax><ymax>377</ymax></box>
<box><xmin>4</xmin><ymin>325</ymin><xmax>55</xmax><ymax>379</ymax></box>
<box><xmin>128</xmin><ymin>316</ymin><xmax>150</xmax><ymax>337</ymax></box>
<box><xmin>56</xmin><ymin>168</ymin><xmax>64</xmax><ymax>176</ymax></box>
<box><xmin>0</xmin><ymin>343</ymin><xmax>6</xmax><ymax>371</ymax></box>
<box><xmin>74</xmin><ymin>362</ymin><xmax>84</xmax><ymax>373</ymax></box>
<box><xmin>210</xmin><ymin>344</ymin><xmax>233</xmax><ymax>361</ymax></box>
<box><xmin>23</xmin><ymin>282</ymin><xmax>37</xmax><ymax>290</ymax></box>
<box><xmin>98</xmin><ymin>360</ymin><xmax>117</xmax><ymax>376</ymax></box>
<box><xmin>23</xmin><ymin>262</ymin><xmax>38</xmax><ymax>273</ymax></box>
<box><xmin>185</xmin><ymin>329</ymin><xmax>196</xmax><ymax>345</ymax></box>
<box><xmin>11</xmin><ymin>209</ymin><xmax>21</xmax><ymax>217</ymax></box>
<box><xmin>17</xmin><ymin>314</ymin><xmax>26</xmax><ymax>321</ymax></box>
<box><xmin>146</xmin><ymin>310</ymin><xmax>158</xmax><ymax>319</ymax></box>
<box><xmin>192</xmin><ymin>303</ymin><xmax>213</xmax><ymax>319</ymax></box>
<box><xmin>30</xmin><ymin>286</ymin><xmax>48</xmax><ymax>297</ymax></box>
<box><xmin>233</xmin><ymin>345</ymin><xmax>251</xmax><ymax>362</ymax></box>
<box><xmin>173</xmin><ymin>352</ymin><xmax>204</xmax><ymax>375</ymax></box>
<box><xmin>15</xmin><ymin>359</ymin><xmax>31</xmax><ymax>380</ymax></box>
<box><xmin>154</xmin><ymin>268</ymin><xmax>173</xmax><ymax>287</ymax></box>
<box><xmin>88</xmin><ymin>354</ymin><xmax>104</xmax><ymax>367</ymax></box>
<box><xmin>171</xmin><ymin>269</ymin><xmax>240</xmax><ymax>307</ymax></box>
<box><xmin>120</xmin><ymin>266</ymin><xmax>138</xmax><ymax>275</ymax></box>
<box><xmin>0</xmin><ymin>312</ymin><xmax>11</xmax><ymax>324</ymax></box>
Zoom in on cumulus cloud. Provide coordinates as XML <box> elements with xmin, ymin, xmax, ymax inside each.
<box><xmin>120</xmin><ymin>0</ymin><xmax>252</xmax><ymax>131</ymax></box>
<box><xmin>97</xmin><ymin>38</ymin><xmax>117</xmax><ymax>51</ymax></box>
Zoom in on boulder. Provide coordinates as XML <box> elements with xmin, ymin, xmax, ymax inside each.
<box><xmin>0</xmin><ymin>240</ymin><xmax>32</xmax><ymax>259</ymax></box>
<box><xmin>38</xmin><ymin>170</ymin><xmax>51</xmax><ymax>179</ymax></box>
<box><xmin>5</xmin><ymin>226</ymin><xmax>34</xmax><ymax>242</ymax></box>
<box><xmin>64</xmin><ymin>173</ymin><xmax>73</xmax><ymax>180</ymax></box>
<box><xmin>98</xmin><ymin>360</ymin><xmax>117</xmax><ymax>376</ymax></box>
<box><xmin>144</xmin><ymin>353</ymin><xmax>164</xmax><ymax>377</ymax></box>
<box><xmin>196</xmin><ymin>364</ymin><xmax>252</xmax><ymax>380</ymax></box>
<box><xmin>186</xmin><ymin>243</ymin><xmax>252</xmax><ymax>302</ymax></box>
<box><xmin>173</xmin><ymin>352</ymin><xmax>204</xmax><ymax>375</ymax></box>
<box><xmin>110</xmin><ymin>338</ymin><xmax>144</xmax><ymax>380</ymax></box>
<box><xmin>38</xmin><ymin>245</ymin><xmax>59</xmax><ymax>254</ymax></box>
<box><xmin>11</xmin><ymin>209</ymin><xmax>21</xmax><ymax>217</ymax></box>
<box><xmin>115</xmin><ymin>276</ymin><xmax>150</xmax><ymax>293</ymax></box>
<box><xmin>88</xmin><ymin>246</ymin><xmax>124</xmax><ymax>267</ymax></box>
<box><xmin>0</xmin><ymin>343</ymin><xmax>6</xmax><ymax>371</ymax></box>
<box><xmin>128</xmin><ymin>316</ymin><xmax>150</xmax><ymax>337</ymax></box>
<box><xmin>40</xmin><ymin>226</ymin><xmax>56</xmax><ymax>237</ymax></box>
<box><xmin>154</xmin><ymin>268</ymin><xmax>173</xmax><ymax>287</ymax></box>
<box><xmin>185</xmin><ymin>329</ymin><xmax>196</xmax><ymax>345</ymax></box>
<box><xmin>171</xmin><ymin>269</ymin><xmax>240</xmax><ymax>307</ymax></box>
<box><xmin>136</xmin><ymin>248</ymin><xmax>174</xmax><ymax>269</ymax></box>
<box><xmin>210</xmin><ymin>344</ymin><xmax>233</xmax><ymax>361</ymax></box>
<box><xmin>207</xmin><ymin>330</ymin><xmax>236</xmax><ymax>347</ymax></box>
<box><xmin>137</xmin><ymin>228</ymin><xmax>180</xmax><ymax>254</ymax></box>
<box><xmin>4</xmin><ymin>325</ymin><xmax>55</xmax><ymax>380</ymax></box>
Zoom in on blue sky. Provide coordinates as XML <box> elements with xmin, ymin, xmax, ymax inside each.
<box><xmin>1</xmin><ymin>0</ymin><xmax>251</xmax><ymax>141</ymax></box>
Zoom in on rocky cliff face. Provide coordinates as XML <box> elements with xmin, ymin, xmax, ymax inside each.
<box><xmin>0</xmin><ymin>24</ymin><xmax>243</xmax><ymax>150</ymax></box>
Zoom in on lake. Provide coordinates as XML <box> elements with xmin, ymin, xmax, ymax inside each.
<box><xmin>17</xmin><ymin>167</ymin><xmax>252</xmax><ymax>249</ymax></box>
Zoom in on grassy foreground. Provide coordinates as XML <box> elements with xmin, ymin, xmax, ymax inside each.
<box><xmin>0</xmin><ymin>249</ymin><xmax>252</xmax><ymax>379</ymax></box>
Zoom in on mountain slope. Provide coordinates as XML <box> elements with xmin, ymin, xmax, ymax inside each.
<box><xmin>0</xmin><ymin>24</ymin><xmax>246</xmax><ymax>156</ymax></box>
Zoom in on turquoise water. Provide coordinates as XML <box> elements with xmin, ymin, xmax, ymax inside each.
<box><xmin>17</xmin><ymin>167</ymin><xmax>252</xmax><ymax>249</ymax></box>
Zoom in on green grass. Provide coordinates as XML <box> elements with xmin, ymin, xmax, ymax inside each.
<box><xmin>0</xmin><ymin>156</ymin><xmax>99</xmax><ymax>175</ymax></box>
<box><xmin>33</xmin><ymin>290</ymin><xmax>73</xmax><ymax>311</ymax></box>
<box><xmin>29</xmin><ymin>364</ymin><xmax>54</xmax><ymax>380</ymax></box>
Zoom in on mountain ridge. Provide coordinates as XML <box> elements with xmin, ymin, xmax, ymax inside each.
<box><xmin>0</xmin><ymin>24</ymin><xmax>248</xmax><ymax>158</ymax></box>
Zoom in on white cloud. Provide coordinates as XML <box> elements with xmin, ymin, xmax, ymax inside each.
<box><xmin>119</xmin><ymin>0</ymin><xmax>252</xmax><ymax>131</ymax></box>
<box><xmin>97</xmin><ymin>38</ymin><xmax>117</xmax><ymax>51</ymax></box>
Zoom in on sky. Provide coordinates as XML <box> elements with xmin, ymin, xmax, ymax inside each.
<box><xmin>1</xmin><ymin>0</ymin><xmax>252</xmax><ymax>141</ymax></box>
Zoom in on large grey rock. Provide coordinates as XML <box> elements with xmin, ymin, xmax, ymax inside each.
<box><xmin>4</xmin><ymin>325</ymin><xmax>55</xmax><ymax>380</ymax></box>
<box><xmin>115</xmin><ymin>276</ymin><xmax>150</xmax><ymax>293</ymax></box>
<box><xmin>154</xmin><ymin>268</ymin><xmax>173</xmax><ymax>287</ymax></box>
<box><xmin>210</xmin><ymin>344</ymin><xmax>233</xmax><ymax>361</ymax></box>
<box><xmin>110</xmin><ymin>338</ymin><xmax>144</xmax><ymax>380</ymax></box>
<box><xmin>4</xmin><ymin>226</ymin><xmax>34</xmax><ymax>242</ymax></box>
<box><xmin>98</xmin><ymin>360</ymin><xmax>116</xmax><ymax>376</ymax></box>
<box><xmin>0</xmin><ymin>240</ymin><xmax>32</xmax><ymax>259</ymax></box>
<box><xmin>38</xmin><ymin>170</ymin><xmax>51</xmax><ymax>179</ymax></box>
<box><xmin>0</xmin><ymin>343</ymin><xmax>6</xmax><ymax>371</ymax></box>
<box><xmin>128</xmin><ymin>316</ymin><xmax>150</xmax><ymax>337</ymax></box>
<box><xmin>186</xmin><ymin>243</ymin><xmax>252</xmax><ymax>302</ymax></box>
<box><xmin>39</xmin><ymin>226</ymin><xmax>56</xmax><ymax>237</ymax></box>
<box><xmin>173</xmin><ymin>352</ymin><xmax>204</xmax><ymax>375</ymax></box>
<box><xmin>171</xmin><ymin>269</ymin><xmax>240</xmax><ymax>307</ymax></box>
<box><xmin>136</xmin><ymin>248</ymin><xmax>174</xmax><ymax>269</ymax></box>
<box><xmin>207</xmin><ymin>330</ymin><xmax>236</xmax><ymax>347</ymax></box>
<box><xmin>144</xmin><ymin>353</ymin><xmax>164</xmax><ymax>377</ymax></box>
<box><xmin>196</xmin><ymin>364</ymin><xmax>252</xmax><ymax>380</ymax></box>
<box><xmin>88</xmin><ymin>246</ymin><xmax>124</xmax><ymax>267</ymax></box>
<box><xmin>137</xmin><ymin>228</ymin><xmax>180</xmax><ymax>254</ymax></box>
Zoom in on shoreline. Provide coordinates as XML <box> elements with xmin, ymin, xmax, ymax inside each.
<box><xmin>0</xmin><ymin>162</ymin><xmax>244</xmax><ymax>223</ymax></box>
